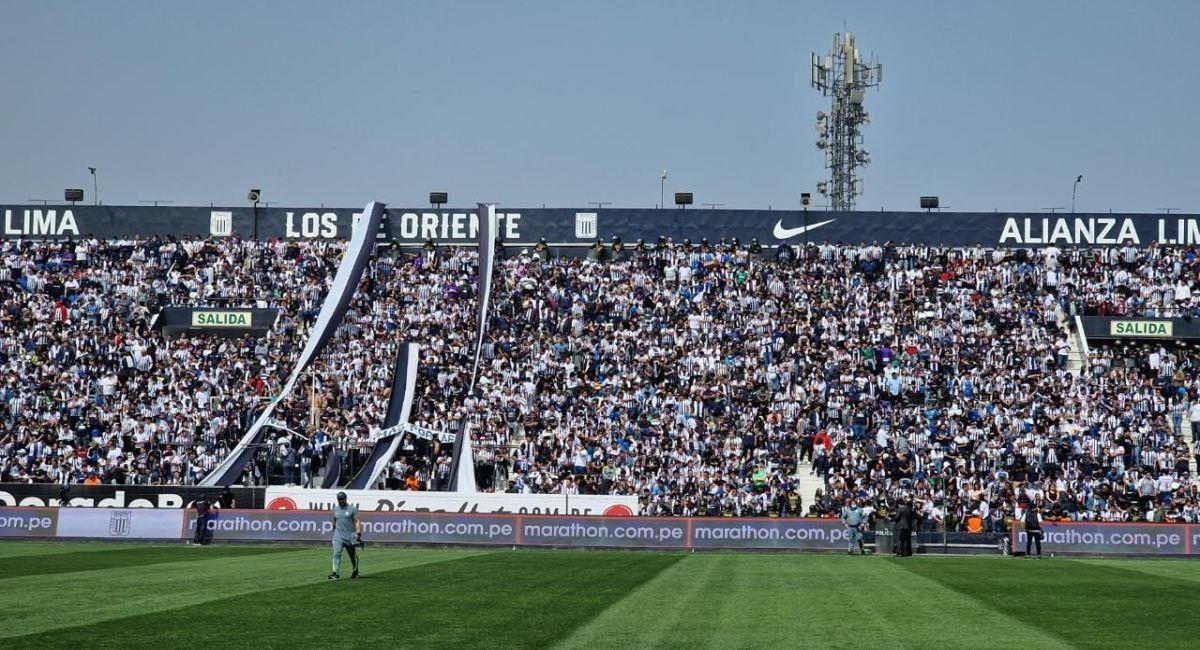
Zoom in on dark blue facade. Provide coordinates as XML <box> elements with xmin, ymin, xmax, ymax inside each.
<box><xmin>3</xmin><ymin>204</ymin><xmax>1198</xmax><ymax>247</ymax></box>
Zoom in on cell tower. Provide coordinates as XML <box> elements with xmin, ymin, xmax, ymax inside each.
<box><xmin>811</xmin><ymin>31</ymin><xmax>882</xmax><ymax>211</ymax></box>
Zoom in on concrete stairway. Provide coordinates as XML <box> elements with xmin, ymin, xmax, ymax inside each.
<box><xmin>1055</xmin><ymin>305</ymin><xmax>1089</xmax><ymax>376</ymax></box>
<box><xmin>1178</xmin><ymin>414</ymin><xmax>1198</xmax><ymax>476</ymax></box>
<box><xmin>795</xmin><ymin>454</ymin><xmax>825</xmax><ymax>514</ymax></box>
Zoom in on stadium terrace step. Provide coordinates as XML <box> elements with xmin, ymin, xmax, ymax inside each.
<box><xmin>795</xmin><ymin>458</ymin><xmax>825</xmax><ymax>515</ymax></box>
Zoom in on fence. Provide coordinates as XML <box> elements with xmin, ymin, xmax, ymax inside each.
<box><xmin>0</xmin><ymin>507</ymin><xmax>855</xmax><ymax>550</ymax></box>
<box><xmin>1011</xmin><ymin>521</ymin><xmax>1200</xmax><ymax>556</ymax></box>
<box><xmin>3</xmin><ymin>507</ymin><xmax>1199</xmax><ymax>556</ymax></box>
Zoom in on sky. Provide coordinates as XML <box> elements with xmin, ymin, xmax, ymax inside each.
<box><xmin>0</xmin><ymin>1</ymin><xmax>1196</xmax><ymax>213</ymax></box>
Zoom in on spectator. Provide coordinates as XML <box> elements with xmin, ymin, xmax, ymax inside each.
<box><xmin>0</xmin><ymin>236</ymin><xmax>1198</xmax><ymax>529</ymax></box>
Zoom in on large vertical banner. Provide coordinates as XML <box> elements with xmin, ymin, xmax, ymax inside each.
<box><xmin>319</xmin><ymin>452</ymin><xmax>342</xmax><ymax>489</ymax></box>
<box><xmin>345</xmin><ymin>343</ymin><xmax>421</xmax><ymax>489</ymax></box>
<box><xmin>201</xmin><ymin>201</ymin><xmax>386</xmax><ymax>486</ymax></box>
<box><xmin>381</xmin><ymin>343</ymin><xmax>420</xmax><ymax>428</ymax></box>
<box><xmin>449</xmin><ymin>203</ymin><xmax>495</xmax><ymax>495</ymax></box>
<box><xmin>447</xmin><ymin>416</ymin><xmax>476</xmax><ymax>493</ymax></box>
<box><xmin>470</xmin><ymin>202</ymin><xmax>496</xmax><ymax>392</ymax></box>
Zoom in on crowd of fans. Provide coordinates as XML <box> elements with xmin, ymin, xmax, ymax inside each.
<box><xmin>2</xmin><ymin>235</ymin><xmax>1199</xmax><ymax>530</ymax></box>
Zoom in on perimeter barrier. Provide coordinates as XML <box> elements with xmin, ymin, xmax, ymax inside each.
<box><xmin>1011</xmin><ymin>521</ymin><xmax>1199</xmax><ymax>556</ymax></box>
<box><xmin>0</xmin><ymin>508</ymin><xmax>861</xmax><ymax>549</ymax></box>
<box><xmin>3</xmin><ymin>507</ymin><xmax>1199</xmax><ymax>555</ymax></box>
<box><xmin>0</xmin><ymin>484</ymin><xmax>264</xmax><ymax>509</ymax></box>
<box><xmin>189</xmin><ymin>510</ymin><xmax>864</xmax><ymax>549</ymax></box>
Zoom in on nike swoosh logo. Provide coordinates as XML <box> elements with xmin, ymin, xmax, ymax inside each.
<box><xmin>772</xmin><ymin>218</ymin><xmax>836</xmax><ymax>240</ymax></box>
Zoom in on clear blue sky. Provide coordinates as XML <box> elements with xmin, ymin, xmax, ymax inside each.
<box><xmin>1</xmin><ymin>1</ymin><xmax>1196</xmax><ymax>212</ymax></box>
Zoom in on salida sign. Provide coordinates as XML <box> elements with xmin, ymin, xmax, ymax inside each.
<box><xmin>190</xmin><ymin>311</ymin><xmax>251</xmax><ymax>328</ymax></box>
<box><xmin>1109</xmin><ymin>320</ymin><xmax>1172</xmax><ymax>338</ymax></box>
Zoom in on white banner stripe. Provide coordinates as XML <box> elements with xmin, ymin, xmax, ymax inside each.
<box><xmin>470</xmin><ymin>202</ymin><xmax>495</xmax><ymax>393</ymax></box>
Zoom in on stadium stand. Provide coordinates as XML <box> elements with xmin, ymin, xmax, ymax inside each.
<box><xmin>2</xmin><ymin>237</ymin><xmax>1199</xmax><ymax>529</ymax></box>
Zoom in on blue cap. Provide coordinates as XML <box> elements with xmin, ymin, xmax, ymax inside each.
<box><xmin>336</xmin><ymin>491</ymin><xmax>347</xmax><ymax>501</ymax></box>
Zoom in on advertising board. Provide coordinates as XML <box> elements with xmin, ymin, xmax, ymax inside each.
<box><xmin>1012</xmin><ymin>522</ymin><xmax>1195</xmax><ymax>555</ymax></box>
<box><xmin>186</xmin><ymin>509</ymin><xmax>520</xmax><ymax>545</ymax></box>
<box><xmin>0</xmin><ymin>507</ymin><xmax>57</xmax><ymax>538</ymax></box>
<box><xmin>263</xmin><ymin>487</ymin><xmax>637</xmax><ymax>517</ymax></box>
<box><xmin>56</xmin><ymin>508</ymin><xmax>185</xmax><ymax>540</ymax></box>
<box><xmin>188</xmin><ymin>511</ymin><xmax>851</xmax><ymax>551</ymax></box>
<box><xmin>0</xmin><ymin>484</ymin><xmax>264</xmax><ymax>509</ymax></box>
<box><xmin>4</xmin><ymin>504</ymin><xmax>1198</xmax><ymax>556</ymax></box>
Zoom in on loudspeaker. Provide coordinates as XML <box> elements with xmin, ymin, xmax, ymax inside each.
<box><xmin>247</xmin><ymin>189</ymin><xmax>261</xmax><ymax>203</ymax></box>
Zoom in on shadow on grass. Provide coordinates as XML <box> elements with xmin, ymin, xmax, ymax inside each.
<box><xmin>12</xmin><ymin>550</ymin><xmax>683</xmax><ymax>649</ymax></box>
<box><xmin>0</xmin><ymin>545</ymin><xmax>300</xmax><ymax>579</ymax></box>
<box><xmin>891</xmin><ymin>556</ymin><xmax>1200</xmax><ymax>648</ymax></box>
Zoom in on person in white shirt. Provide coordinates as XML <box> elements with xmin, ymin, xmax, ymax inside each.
<box><xmin>1189</xmin><ymin>401</ymin><xmax>1200</xmax><ymax>443</ymax></box>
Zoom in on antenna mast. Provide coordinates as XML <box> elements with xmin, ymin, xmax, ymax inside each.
<box><xmin>811</xmin><ymin>30</ymin><xmax>882</xmax><ymax>211</ymax></box>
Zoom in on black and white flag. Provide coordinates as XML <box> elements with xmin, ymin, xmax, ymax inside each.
<box><xmin>201</xmin><ymin>201</ymin><xmax>386</xmax><ymax>486</ymax></box>
<box><xmin>470</xmin><ymin>202</ymin><xmax>496</xmax><ymax>393</ymax></box>
<box><xmin>346</xmin><ymin>343</ymin><xmax>420</xmax><ymax>490</ymax></box>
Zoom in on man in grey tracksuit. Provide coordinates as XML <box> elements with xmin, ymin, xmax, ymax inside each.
<box><xmin>842</xmin><ymin>499</ymin><xmax>867</xmax><ymax>555</ymax></box>
<box><xmin>329</xmin><ymin>491</ymin><xmax>362</xmax><ymax>580</ymax></box>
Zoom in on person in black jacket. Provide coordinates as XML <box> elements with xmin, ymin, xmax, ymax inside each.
<box><xmin>219</xmin><ymin>485</ymin><xmax>236</xmax><ymax>509</ymax></box>
<box><xmin>893</xmin><ymin>498</ymin><xmax>916</xmax><ymax>557</ymax></box>
<box><xmin>1024</xmin><ymin>504</ymin><xmax>1044</xmax><ymax>557</ymax></box>
<box><xmin>193</xmin><ymin>497</ymin><xmax>211</xmax><ymax>546</ymax></box>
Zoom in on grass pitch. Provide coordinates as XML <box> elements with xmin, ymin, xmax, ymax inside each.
<box><xmin>1</xmin><ymin>542</ymin><xmax>1197</xmax><ymax>649</ymax></box>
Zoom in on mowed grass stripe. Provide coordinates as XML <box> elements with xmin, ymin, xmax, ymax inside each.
<box><xmin>0</xmin><ymin>545</ymin><xmax>298</xmax><ymax>579</ymax></box>
<box><xmin>557</xmin><ymin>555</ymin><xmax>1068</xmax><ymax>650</ymax></box>
<box><xmin>1070</xmin><ymin>557</ymin><xmax>1200</xmax><ymax>586</ymax></box>
<box><xmin>0</xmin><ymin>546</ymin><xmax>484</xmax><ymax>640</ymax></box>
<box><xmin>12</xmin><ymin>550</ymin><xmax>682</xmax><ymax>649</ymax></box>
<box><xmin>872</xmin><ymin>557</ymin><xmax>1072</xmax><ymax>650</ymax></box>
<box><xmin>557</xmin><ymin>551</ymin><xmax>727</xmax><ymax>649</ymax></box>
<box><xmin>894</xmin><ymin>557</ymin><xmax>1200</xmax><ymax>649</ymax></box>
<box><xmin>0</xmin><ymin>541</ymin><xmax>144</xmax><ymax>559</ymax></box>
<box><xmin>8</xmin><ymin>543</ymin><xmax>1199</xmax><ymax>649</ymax></box>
